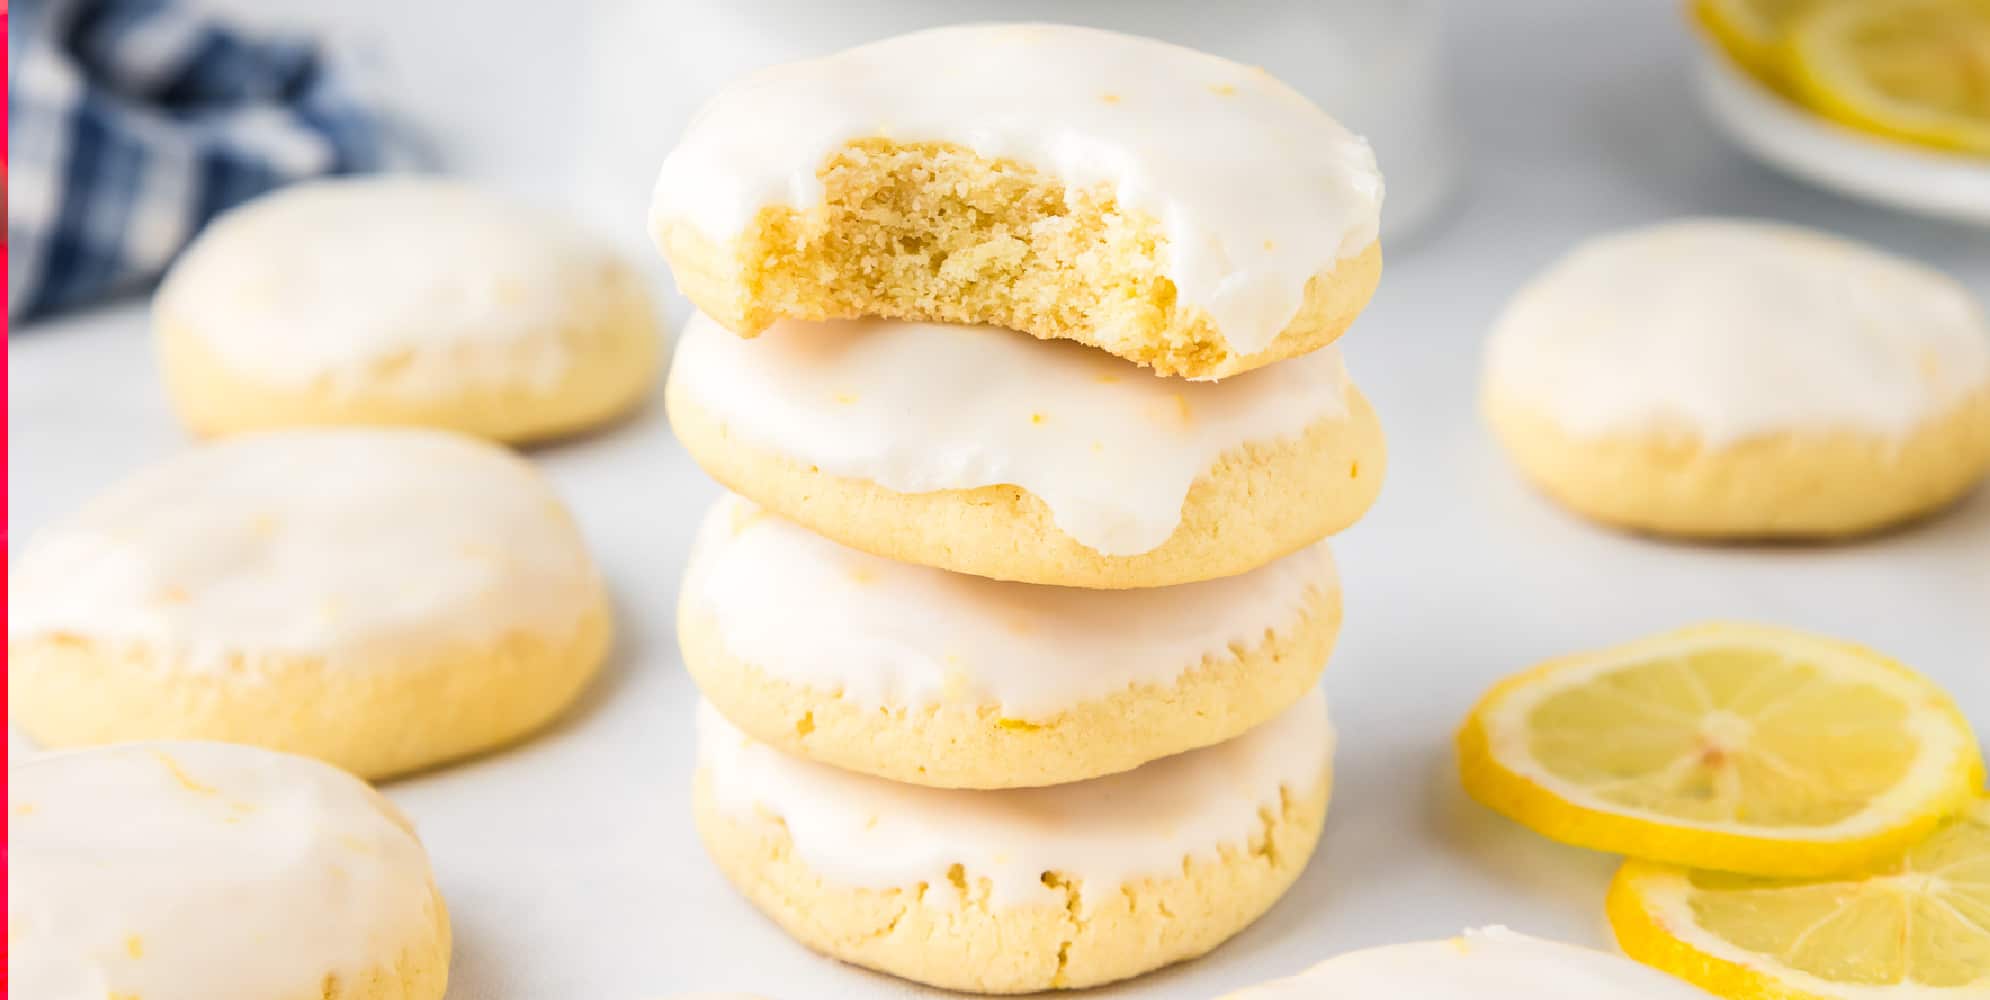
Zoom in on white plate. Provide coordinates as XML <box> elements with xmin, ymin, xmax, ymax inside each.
<box><xmin>1694</xmin><ymin>46</ymin><xmax>1990</xmax><ymax>225</ymax></box>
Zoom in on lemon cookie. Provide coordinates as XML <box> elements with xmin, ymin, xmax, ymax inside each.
<box><xmin>8</xmin><ymin>428</ymin><xmax>611</xmax><ymax>778</ymax></box>
<box><xmin>666</xmin><ymin>315</ymin><xmax>1385</xmax><ymax>588</ymax></box>
<box><xmin>10</xmin><ymin>741</ymin><xmax>451</xmax><ymax>1000</ymax></box>
<box><xmin>651</xmin><ymin>23</ymin><xmax>1383</xmax><ymax>379</ymax></box>
<box><xmin>156</xmin><ymin>176</ymin><xmax>662</xmax><ymax>443</ymax></box>
<box><xmin>683</xmin><ymin>494</ymin><xmax>1340</xmax><ymax>788</ymax></box>
<box><xmin>1220</xmin><ymin>927</ymin><xmax>1714</xmax><ymax>998</ymax></box>
<box><xmin>694</xmin><ymin>690</ymin><xmax>1333</xmax><ymax>993</ymax></box>
<box><xmin>1484</xmin><ymin>219</ymin><xmax>1990</xmax><ymax>540</ymax></box>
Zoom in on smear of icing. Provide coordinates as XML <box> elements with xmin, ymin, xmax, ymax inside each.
<box><xmin>160</xmin><ymin>176</ymin><xmax>645</xmax><ymax>396</ymax></box>
<box><xmin>700</xmin><ymin>690</ymin><xmax>1331</xmax><ymax>912</ymax></box>
<box><xmin>9</xmin><ymin>428</ymin><xmax>602</xmax><ymax>668</ymax></box>
<box><xmin>11</xmin><ymin>742</ymin><xmax>441</xmax><ymax>1000</ymax></box>
<box><xmin>652</xmin><ymin>23</ymin><xmax>1382</xmax><ymax>353</ymax></box>
<box><xmin>669</xmin><ymin>313</ymin><xmax>1352</xmax><ymax>555</ymax></box>
<box><xmin>1220</xmin><ymin>927</ymin><xmax>1717</xmax><ymax>998</ymax></box>
<box><xmin>688</xmin><ymin>494</ymin><xmax>1335</xmax><ymax>716</ymax></box>
<box><xmin>1486</xmin><ymin>219</ymin><xmax>1990</xmax><ymax>442</ymax></box>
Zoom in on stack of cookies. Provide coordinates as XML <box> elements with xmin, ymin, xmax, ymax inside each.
<box><xmin>652</xmin><ymin>24</ymin><xmax>1387</xmax><ymax>993</ymax></box>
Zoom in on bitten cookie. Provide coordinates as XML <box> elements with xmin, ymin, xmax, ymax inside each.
<box><xmin>1219</xmin><ymin>927</ymin><xmax>1715</xmax><ymax>998</ymax></box>
<box><xmin>694</xmin><ymin>690</ymin><xmax>1333</xmax><ymax>993</ymax></box>
<box><xmin>156</xmin><ymin>176</ymin><xmax>662</xmax><ymax>443</ymax></box>
<box><xmin>1484</xmin><ymin>219</ymin><xmax>1990</xmax><ymax>539</ymax></box>
<box><xmin>651</xmin><ymin>23</ymin><xmax>1382</xmax><ymax>379</ymax></box>
<box><xmin>683</xmin><ymin>494</ymin><xmax>1340</xmax><ymax>788</ymax></box>
<box><xmin>8</xmin><ymin>428</ymin><xmax>612</xmax><ymax>778</ymax></box>
<box><xmin>10</xmin><ymin>741</ymin><xmax>451</xmax><ymax>1000</ymax></box>
<box><xmin>665</xmin><ymin>315</ymin><xmax>1385</xmax><ymax>588</ymax></box>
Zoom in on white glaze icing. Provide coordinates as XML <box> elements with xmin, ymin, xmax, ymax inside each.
<box><xmin>1221</xmin><ymin>927</ymin><xmax>1714</xmax><ymax>998</ymax></box>
<box><xmin>669</xmin><ymin>313</ymin><xmax>1355</xmax><ymax>555</ymax></box>
<box><xmin>1485</xmin><ymin>219</ymin><xmax>1990</xmax><ymax>443</ymax></box>
<box><xmin>8</xmin><ymin>428</ymin><xmax>603</xmax><ymax>668</ymax></box>
<box><xmin>157</xmin><ymin>176</ymin><xmax>650</xmax><ymax>396</ymax></box>
<box><xmin>687</xmin><ymin>494</ymin><xmax>1336</xmax><ymax>717</ymax></box>
<box><xmin>650</xmin><ymin>23</ymin><xmax>1383</xmax><ymax>355</ymax></box>
<box><xmin>9</xmin><ymin>741</ymin><xmax>444</xmax><ymax>1000</ymax></box>
<box><xmin>699</xmin><ymin>688</ymin><xmax>1331</xmax><ymax>913</ymax></box>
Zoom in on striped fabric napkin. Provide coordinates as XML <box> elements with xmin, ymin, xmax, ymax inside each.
<box><xmin>8</xmin><ymin>0</ymin><xmax>387</xmax><ymax>320</ymax></box>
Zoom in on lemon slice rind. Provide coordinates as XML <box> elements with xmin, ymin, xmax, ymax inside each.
<box><xmin>1608</xmin><ymin>802</ymin><xmax>1990</xmax><ymax>999</ymax></box>
<box><xmin>1693</xmin><ymin>0</ymin><xmax>1785</xmax><ymax>83</ymax></box>
<box><xmin>1459</xmin><ymin>623</ymin><xmax>1983</xmax><ymax>877</ymax></box>
<box><xmin>1787</xmin><ymin>0</ymin><xmax>1990</xmax><ymax>156</ymax></box>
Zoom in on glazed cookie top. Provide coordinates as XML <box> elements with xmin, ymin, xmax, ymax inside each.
<box><xmin>687</xmin><ymin>494</ymin><xmax>1337</xmax><ymax>717</ymax></box>
<box><xmin>8</xmin><ymin>428</ymin><xmax>603</xmax><ymax>666</ymax></box>
<box><xmin>669</xmin><ymin>314</ymin><xmax>1356</xmax><ymax>555</ymax></box>
<box><xmin>699</xmin><ymin>688</ymin><xmax>1331</xmax><ymax>913</ymax></box>
<box><xmin>1485</xmin><ymin>219</ymin><xmax>1990</xmax><ymax>443</ymax></box>
<box><xmin>1221</xmin><ymin>927</ymin><xmax>1714</xmax><ymax>998</ymax></box>
<box><xmin>156</xmin><ymin>176</ymin><xmax>650</xmax><ymax>394</ymax></box>
<box><xmin>651</xmin><ymin>23</ymin><xmax>1383</xmax><ymax>355</ymax></box>
<box><xmin>10</xmin><ymin>741</ymin><xmax>443</xmax><ymax>1000</ymax></box>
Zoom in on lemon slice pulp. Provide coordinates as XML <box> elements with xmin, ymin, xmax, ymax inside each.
<box><xmin>1788</xmin><ymin>0</ymin><xmax>1990</xmax><ymax>154</ymax></box>
<box><xmin>1610</xmin><ymin>798</ymin><xmax>1990</xmax><ymax>996</ymax></box>
<box><xmin>1458</xmin><ymin>622</ymin><xmax>1982</xmax><ymax>876</ymax></box>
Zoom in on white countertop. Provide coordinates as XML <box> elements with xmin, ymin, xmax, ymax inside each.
<box><xmin>9</xmin><ymin>2</ymin><xmax>1988</xmax><ymax>997</ymax></box>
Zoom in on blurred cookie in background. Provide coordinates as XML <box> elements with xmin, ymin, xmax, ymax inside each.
<box><xmin>1483</xmin><ymin>218</ymin><xmax>1990</xmax><ymax>540</ymax></box>
<box><xmin>155</xmin><ymin>176</ymin><xmax>663</xmax><ymax>444</ymax></box>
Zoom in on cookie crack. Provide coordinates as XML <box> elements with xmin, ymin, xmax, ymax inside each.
<box><xmin>854</xmin><ymin>880</ymin><xmax>925</xmax><ymax>948</ymax></box>
<box><xmin>1041</xmin><ymin>872</ymin><xmax>1086</xmax><ymax>988</ymax></box>
<box><xmin>1252</xmin><ymin>787</ymin><xmax>1295</xmax><ymax>869</ymax></box>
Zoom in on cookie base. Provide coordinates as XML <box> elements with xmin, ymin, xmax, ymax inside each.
<box><xmin>320</xmin><ymin>887</ymin><xmax>453</xmax><ymax>1000</ymax></box>
<box><xmin>681</xmin><ymin>581</ymin><xmax>1339</xmax><ymax>788</ymax></box>
<box><xmin>665</xmin><ymin>385</ymin><xmax>1385</xmax><ymax>588</ymax></box>
<box><xmin>1485</xmin><ymin>388</ymin><xmax>1990</xmax><ymax>540</ymax></box>
<box><xmin>693</xmin><ymin>768</ymin><xmax>1330</xmax><ymax>993</ymax></box>
<box><xmin>156</xmin><ymin>313</ymin><xmax>661</xmax><ymax>445</ymax></box>
<box><xmin>7</xmin><ymin>605</ymin><xmax>612</xmax><ymax>780</ymax></box>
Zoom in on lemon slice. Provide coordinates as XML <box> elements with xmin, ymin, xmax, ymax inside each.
<box><xmin>1457</xmin><ymin>622</ymin><xmax>1982</xmax><ymax>877</ymax></box>
<box><xmin>1608</xmin><ymin>798</ymin><xmax>1990</xmax><ymax>997</ymax></box>
<box><xmin>1692</xmin><ymin>0</ymin><xmax>1826</xmax><ymax>85</ymax></box>
<box><xmin>1788</xmin><ymin>0</ymin><xmax>1990</xmax><ymax>155</ymax></box>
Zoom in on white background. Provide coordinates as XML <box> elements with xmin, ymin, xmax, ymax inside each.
<box><xmin>9</xmin><ymin>1</ymin><xmax>1989</xmax><ymax>997</ymax></box>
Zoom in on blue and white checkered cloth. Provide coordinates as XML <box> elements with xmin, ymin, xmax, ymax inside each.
<box><xmin>8</xmin><ymin>0</ymin><xmax>388</xmax><ymax>320</ymax></box>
